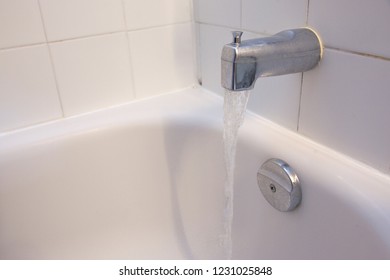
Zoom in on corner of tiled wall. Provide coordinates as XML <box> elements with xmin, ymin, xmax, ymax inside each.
<box><xmin>195</xmin><ymin>0</ymin><xmax>390</xmax><ymax>175</ymax></box>
<box><xmin>0</xmin><ymin>0</ymin><xmax>195</xmax><ymax>133</ymax></box>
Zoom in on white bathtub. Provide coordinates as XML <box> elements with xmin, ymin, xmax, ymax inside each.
<box><xmin>1</xmin><ymin>87</ymin><xmax>390</xmax><ymax>259</ymax></box>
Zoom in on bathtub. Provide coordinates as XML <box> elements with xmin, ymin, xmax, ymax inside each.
<box><xmin>1</xmin><ymin>87</ymin><xmax>390</xmax><ymax>260</ymax></box>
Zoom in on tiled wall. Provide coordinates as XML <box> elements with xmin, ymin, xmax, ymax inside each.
<box><xmin>1</xmin><ymin>0</ymin><xmax>390</xmax><ymax>176</ymax></box>
<box><xmin>0</xmin><ymin>0</ymin><xmax>195</xmax><ymax>132</ymax></box>
<box><xmin>195</xmin><ymin>0</ymin><xmax>390</xmax><ymax>175</ymax></box>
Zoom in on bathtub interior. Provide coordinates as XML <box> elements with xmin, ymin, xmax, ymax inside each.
<box><xmin>1</xmin><ymin>88</ymin><xmax>390</xmax><ymax>259</ymax></box>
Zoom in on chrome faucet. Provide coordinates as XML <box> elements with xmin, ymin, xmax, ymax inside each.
<box><xmin>221</xmin><ymin>28</ymin><xmax>323</xmax><ymax>91</ymax></box>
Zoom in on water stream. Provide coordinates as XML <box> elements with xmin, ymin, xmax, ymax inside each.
<box><xmin>221</xmin><ymin>89</ymin><xmax>251</xmax><ymax>259</ymax></box>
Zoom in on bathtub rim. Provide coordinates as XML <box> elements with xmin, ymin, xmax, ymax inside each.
<box><xmin>1</xmin><ymin>86</ymin><xmax>390</xmax><ymax>258</ymax></box>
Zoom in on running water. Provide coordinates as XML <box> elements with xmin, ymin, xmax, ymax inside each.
<box><xmin>221</xmin><ymin>89</ymin><xmax>251</xmax><ymax>259</ymax></box>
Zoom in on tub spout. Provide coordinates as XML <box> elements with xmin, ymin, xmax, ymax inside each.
<box><xmin>221</xmin><ymin>28</ymin><xmax>322</xmax><ymax>91</ymax></box>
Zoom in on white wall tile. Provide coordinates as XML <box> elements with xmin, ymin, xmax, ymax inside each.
<box><xmin>194</xmin><ymin>0</ymin><xmax>241</xmax><ymax>28</ymax></box>
<box><xmin>0</xmin><ymin>45</ymin><xmax>62</xmax><ymax>132</ymax></box>
<box><xmin>199</xmin><ymin>24</ymin><xmax>232</xmax><ymax>95</ymax></box>
<box><xmin>247</xmin><ymin>74</ymin><xmax>302</xmax><ymax>131</ymax></box>
<box><xmin>242</xmin><ymin>0</ymin><xmax>308</xmax><ymax>35</ymax></box>
<box><xmin>128</xmin><ymin>23</ymin><xmax>195</xmax><ymax>98</ymax></box>
<box><xmin>300</xmin><ymin>49</ymin><xmax>390</xmax><ymax>173</ymax></box>
<box><xmin>308</xmin><ymin>0</ymin><xmax>390</xmax><ymax>58</ymax></box>
<box><xmin>0</xmin><ymin>0</ymin><xmax>46</xmax><ymax>48</ymax></box>
<box><xmin>50</xmin><ymin>33</ymin><xmax>134</xmax><ymax>116</ymax></box>
<box><xmin>124</xmin><ymin>0</ymin><xmax>191</xmax><ymax>30</ymax></box>
<box><xmin>39</xmin><ymin>0</ymin><xmax>125</xmax><ymax>41</ymax></box>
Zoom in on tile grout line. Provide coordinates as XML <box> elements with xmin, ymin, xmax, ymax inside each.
<box><xmin>296</xmin><ymin>73</ymin><xmax>304</xmax><ymax>132</ymax></box>
<box><xmin>121</xmin><ymin>0</ymin><xmax>137</xmax><ymax>99</ymax></box>
<box><xmin>194</xmin><ymin>4</ymin><xmax>204</xmax><ymax>86</ymax></box>
<box><xmin>190</xmin><ymin>0</ymin><xmax>202</xmax><ymax>86</ymax></box>
<box><xmin>325</xmin><ymin>46</ymin><xmax>390</xmax><ymax>62</ymax></box>
<box><xmin>240</xmin><ymin>0</ymin><xmax>243</xmax><ymax>29</ymax></box>
<box><xmin>0</xmin><ymin>22</ymin><xmax>192</xmax><ymax>52</ymax></box>
<box><xmin>36</xmin><ymin>0</ymin><xmax>65</xmax><ymax>118</ymax></box>
<box><xmin>0</xmin><ymin>42</ymin><xmax>47</xmax><ymax>52</ymax></box>
<box><xmin>297</xmin><ymin>0</ymin><xmax>311</xmax><ymax>132</ymax></box>
<box><xmin>306</xmin><ymin>0</ymin><xmax>310</xmax><ymax>25</ymax></box>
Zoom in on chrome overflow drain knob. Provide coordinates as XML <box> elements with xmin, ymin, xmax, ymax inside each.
<box><xmin>257</xmin><ymin>158</ymin><xmax>302</xmax><ymax>212</ymax></box>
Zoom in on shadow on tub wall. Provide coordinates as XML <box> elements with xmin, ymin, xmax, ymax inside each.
<box><xmin>162</xmin><ymin>114</ymin><xmax>226</xmax><ymax>259</ymax></box>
